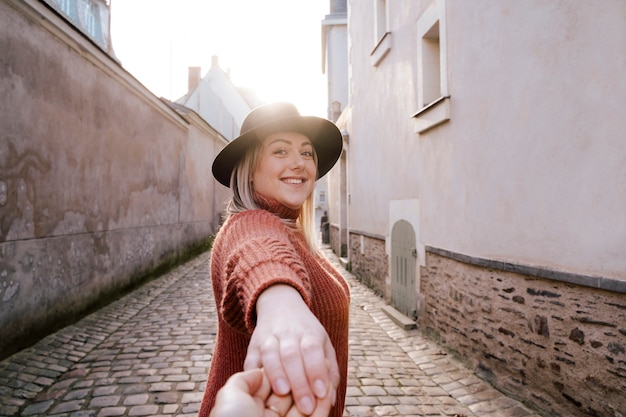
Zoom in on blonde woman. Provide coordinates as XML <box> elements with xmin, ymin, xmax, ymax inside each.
<box><xmin>199</xmin><ymin>102</ymin><xmax>349</xmax><ymax>417</ymax></box>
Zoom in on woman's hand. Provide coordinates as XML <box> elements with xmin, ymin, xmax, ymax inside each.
<box><xmin>244</xmin><ymin>284</ymin><xmax>339</xmax><ymax>416</ymax></box>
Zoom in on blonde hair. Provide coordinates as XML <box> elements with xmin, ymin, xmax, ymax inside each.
<box><xmin>226</xmin><ymin>137</ymin><xmax>319</xmax><ymax>252</ymax></box>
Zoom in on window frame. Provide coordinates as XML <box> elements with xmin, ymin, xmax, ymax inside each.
<box><xmin>413</xmin><ymin>0</ymin><xmax>450</xmax><ymax>134</ymax></box>
<box><xmin>371</xmin><ymin>0</ymin><xmax>391</xmax><ymax>66</ymax></box>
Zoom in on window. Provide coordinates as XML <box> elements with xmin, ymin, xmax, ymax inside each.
<box><xmin>371</xmin><ymin>0</ymin><xmax>391</xmax><ymax>66</ymax></box>
<box><xmin>58</xmin><ymin>0</ymin><xmax>75</xmax><ymax>19</ymax></box>
<box><xmin>421</xmin><ymin>21</ymin><xmax>441</xmax><ymax>107</ymax></box>
<box><xmin>82</xmin><ymin>1</ymin><xmax>97</xmax><ymax>37</ymax></box>
<box><xmin>375</xmin><ymin>0</ymin><xmax>388</xmax><ymax>42</ymax></box>
<box><xmin>59</xmin><ymin>0</ymin><xmax>71</xmax><ymax>14</ymax></box>
<box><xmin>48</xmin><ymin>0</ymin><xmax>104</xmax><ymax>46</ymax></box>
<box><xmin>413</xmin><ymin>0</ymin><xmax>450</xmax><ymax>134</ymax></box>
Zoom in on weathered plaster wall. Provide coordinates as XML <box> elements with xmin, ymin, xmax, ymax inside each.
<box><xmin>421</xmin><ymin>251</ymin><xmax>626</xmax><ymax>417</ymax></box>
<box><xmin>0</xmin><ymin>1</ymin><xmax>223</xmax><ymax>358</ymax></box>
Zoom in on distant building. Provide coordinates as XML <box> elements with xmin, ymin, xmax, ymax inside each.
<box><xmin>176</xmin><ymin>56</ymin><xmax>263</xmax><ymax>142</ymax></box>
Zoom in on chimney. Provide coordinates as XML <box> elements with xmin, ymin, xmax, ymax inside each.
<box><xmin>211</xmin><ymin>55</ymin><xmax>219</xmax><ymax>68</ymax></box>
<box><xmin>188</xmin><ymin>66</ymin><xmax>201</xmax><ymax>92</ymax></box>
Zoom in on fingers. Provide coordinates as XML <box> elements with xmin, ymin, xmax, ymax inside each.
<box><xmin>229</xmin><ymin>368</ymin><xmax>267</xmax><ymax>396</ymax></box>
<box><xmin>282</xmin><ymin>383</ymin><xmax>334</xmax><ymax>417</ymax></box>
<box><xmin>248</xmin><ymin>336</ymin><xmax>292</xmax><ymax>396</ymax></box>
<box><xmin>243</xmin><ymin>344</ymin><xmax>262</xmax><ymax>371</ymax></box>
<box><xmin>300</xmin><ymin>335</ymin><xmax>334</xmax><ymax>399</ymax></box>
<box><xmin>212</xmin><ymin>368</ymin><xmax>335</xmax><ymax>417</ymax></box>
<box><xmin>309</xmin><ymin>383</ymin><xmax>335</xmax><ymax>417</ymax></box>
<box><xmin>270</xmin><ymin>338</ymin><xmax>316</xmax><ymax>414</ymax></box>
<box><xmin>272</xmin><ymin>338</ymin><xmax>338</xmax><ymax>415</ymax></box>
<box><xmin>265</xmin><ymin>392</ymin><xmax>293</xmax><ymax>417</ymax></box>
<box><xmin>324</xmin><ymin>341</ymin><xmax>341</xmax><ymax>390</ymax></box>
<box><xmin>247</xmin><ymin>335</ymin><xmax>336</xmax><ymax>415</ymax></box>
<box><xmin>210</xmin><ymin>368</ymin><xmax>270</xmax><ymax>417</ymax></box>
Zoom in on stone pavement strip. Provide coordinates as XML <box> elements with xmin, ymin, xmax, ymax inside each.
<box><xmin>0</xmin><ymin>247</ymin><xmax>543</xmax><ymax>417</ymax></box>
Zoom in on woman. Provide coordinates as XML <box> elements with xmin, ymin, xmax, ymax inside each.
<box><xmin>199</xmin><ymin>102</ymin><xmax>350</xmax><ymax>417</ymax></box>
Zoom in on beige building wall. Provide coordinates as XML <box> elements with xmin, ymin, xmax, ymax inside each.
<box><xmin>0</xmin><ymin>0</ymin><xmax>227</xmax><ymax>359</ymax></box>
<box><xmin>344</xmin><ymin>0</ymin><xmax>626</xmax><ymax>415</ymax></box>
<box><xmin>419</xmin><ymin>1</ymin><xmax>626</xmax><ymax>280</ymax></box>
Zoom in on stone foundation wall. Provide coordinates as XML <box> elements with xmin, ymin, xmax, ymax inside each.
<box><xmin>348</xmin><ymin>233</ymin><xmax>388</xmax><ymax>298</ymax></box>
<box><xmin>330</xmin><ymin>225</ymin><xmax>341</xmax><ymax>257</ymax></box>
<box><xmin>420</xmin><ymin>249</ymin><xmax>626</xmax><ymax>417</ymax></box>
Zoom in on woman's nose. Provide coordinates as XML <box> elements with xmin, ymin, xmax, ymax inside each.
<box><xmin>291</xmin><ymin>153</ymin><xmax>306</xmax><ymax>168</ymax></box>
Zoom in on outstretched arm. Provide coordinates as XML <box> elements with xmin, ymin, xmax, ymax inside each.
<box><xmin>244</xmin><ymin>284</ymin><xmax>339</xmax><ymax>416</ymax></box>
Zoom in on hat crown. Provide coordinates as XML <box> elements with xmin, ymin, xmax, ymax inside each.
<box><xmin>240</xmin><ymin>102</ymin><xmax>300</xmax><ymax>135</ymax></box>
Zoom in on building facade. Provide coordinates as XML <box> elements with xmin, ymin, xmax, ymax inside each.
<box><xmin>176</xmin><ymin>56</ymin><xmax>262</xmax><ymax>142</ymax></box>
<box><xmin>332</xmin><ymin>1</ymin><xmax>626</xmax><ymax>416</ymax></box>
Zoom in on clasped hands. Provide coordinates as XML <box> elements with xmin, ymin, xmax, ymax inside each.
<box><xmin>221</xmin><ymin>284</ymin><xmax>339</xmax><ymax>416</ymax></box>
<box><xmin>210</xmin><ymin>368</ymin><xmax>334</xmax><ymax>417</ymax></box>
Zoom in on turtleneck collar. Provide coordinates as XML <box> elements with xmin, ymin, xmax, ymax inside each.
<box><xmin>253</xmin><ymin>192</ymin><xmax>301</xmax><ymax>220</ymax></box>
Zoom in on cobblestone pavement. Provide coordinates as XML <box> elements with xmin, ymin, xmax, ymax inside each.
<box><xmin>0</xmin><ymin>247</ymin><xmax>543</xmax><ymax>417</ymax></box>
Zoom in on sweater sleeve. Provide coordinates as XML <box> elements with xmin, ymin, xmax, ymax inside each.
<box><xmin>217</xmin><ymin>210</ymin><xmax>313</xmax><ymax>334</ymax></box>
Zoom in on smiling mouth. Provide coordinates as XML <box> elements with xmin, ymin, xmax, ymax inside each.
<box><xmin>283</xmin><ymin>178</ymin><xmax>305</xmax><ymax>184</ymax></box>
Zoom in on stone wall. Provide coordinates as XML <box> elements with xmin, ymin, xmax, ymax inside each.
<box><xmin>0</xmin><ymin>1</ymin><xmax>226</xmax><ymax>359</ymax></box>
<box><xmin>420</xmin><ymin>249</ymin><xmax>626</xmax><ymax>417</ymax></box>
<box><xmin>330</xmin><ymin>224</ymin><xmax>341</xmax><ymax>257</ymax></box>
<box><xmin>348</xmin><ymin>233</ymin><xmax>387</xmax><ymax>298</ymax></box>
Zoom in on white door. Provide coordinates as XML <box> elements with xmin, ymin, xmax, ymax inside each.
<box><xmin>391</xmin><ymin>220</ymin><xmax>417</xmax><ymax>319</ymax></box>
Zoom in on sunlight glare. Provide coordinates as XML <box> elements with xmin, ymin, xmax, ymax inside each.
<box><xmin>109</xmin><ymin>0</ymin><xmax>329</xmax><ymax>117</ymax></box>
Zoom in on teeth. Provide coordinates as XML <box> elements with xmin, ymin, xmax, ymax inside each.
<box><xmin>284</xmin><ymin>178</ymin><xmax>303</xmax><ymax>184</ymax></box>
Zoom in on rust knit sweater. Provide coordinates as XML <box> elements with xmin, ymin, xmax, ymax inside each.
<box><xmin>198</xmin><ymin>195</ymin><xmax>350</xmax><ymax>417</ymax></box>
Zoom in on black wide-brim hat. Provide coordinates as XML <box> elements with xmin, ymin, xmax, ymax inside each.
<box><xmin>212</xmin><ymin>102</ymin><xmax>343</xmax><ymax>187</ymax></box>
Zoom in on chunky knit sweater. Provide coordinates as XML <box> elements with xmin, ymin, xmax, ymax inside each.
<box><xmin>198</xmin><ymin>195</ymin><xmax>350</xmax><ymax>417</ymax></box>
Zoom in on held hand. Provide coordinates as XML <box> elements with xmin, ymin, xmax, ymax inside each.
<box><xmin>209</xmin><ymin>368</ymin><xmax>270</xmax><ymax>417</ymax></box>
<box><xmin>244</xmin><ymin>284</ymin><xmax>339</xmax><ymax>416</ymax></box>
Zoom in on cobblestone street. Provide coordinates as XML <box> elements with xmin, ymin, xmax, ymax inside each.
<box><xmin>0</xmin><ymin>247</ymin><xmax>542</xmax><ymax>417</ymax></box>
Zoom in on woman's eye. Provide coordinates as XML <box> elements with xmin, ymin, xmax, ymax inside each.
<box><xmin>273</xmin><ymin>149</ymin><xmax>287</xmax><ymax>155</ymax></box>
<box><xmin>302</xmin><ymin>150</ymin><xmax>314</xmax><ymax>157</ymax></box>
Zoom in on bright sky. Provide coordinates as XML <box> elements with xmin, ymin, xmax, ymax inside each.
<box><xmin>109</xmin><ymin>0</ymin><xmax>330</xmax><ymax>117</ymax></box>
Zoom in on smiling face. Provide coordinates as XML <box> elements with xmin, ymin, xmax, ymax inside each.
<box><xmin>252</xmin><ymin>131</ymin><xmax>317</xmax><ymax>210</ymax></box>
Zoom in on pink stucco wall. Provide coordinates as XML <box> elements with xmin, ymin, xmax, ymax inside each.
<box><xmin>0</xmin><ymin>1</ymin><xmax>226</xmax><ymax>359</ymax></box>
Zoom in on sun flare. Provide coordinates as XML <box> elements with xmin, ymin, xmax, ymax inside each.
<box><xmin>110</xmin><ymin>0</ymin><xmax>328</xmax><ymax>117</ymax></box>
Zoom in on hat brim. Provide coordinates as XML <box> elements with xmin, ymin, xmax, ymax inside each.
<box><xmin>212</xmin><ymin>115</ymin><xmax>343</xmax><ymax>187</ymax></box>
